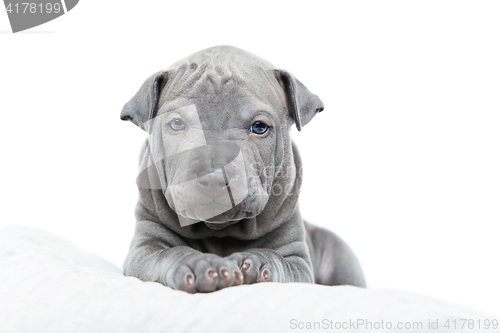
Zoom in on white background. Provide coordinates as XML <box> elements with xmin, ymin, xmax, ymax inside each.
<box><xmin>1</xmin><ymin>0</ymin><xmax>499</xmax><ymax>317</ymax></box>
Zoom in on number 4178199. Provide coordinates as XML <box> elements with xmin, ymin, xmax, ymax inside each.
<box><xmin>5</xmin><ymin>3</ymin><xmax>62</xmax><ymax>14</ymax></box>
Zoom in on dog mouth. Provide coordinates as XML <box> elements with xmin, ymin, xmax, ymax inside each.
<box><xmin>165</xmin><ymin>145</ymin><xmax>258</xmax><ymax>225</ymax></box>
<box><xmin>174</xmin><ymin>199</ymin><xmax>261</xmax><ymax>226</ymax></box>
<box><xmin>203</xmin><ymin>220</ymin><xmax>239</xmax><ymax>230</ymax></box>
<box><xmin>167</xmin><ymin>170</ymin><xmax>269</xmax><ymax>227</ymax></box>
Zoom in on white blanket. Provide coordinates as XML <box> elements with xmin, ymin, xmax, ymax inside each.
<box><xmin>0</xmin><ymin>226</ymin><xmax>493</xmax><ymax>333</ymax></box>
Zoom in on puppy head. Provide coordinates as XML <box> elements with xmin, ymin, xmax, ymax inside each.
<box><xmin>121</xmin><ymin>46</ymin><xmax>323</xmax><ymax>228</ymax></box>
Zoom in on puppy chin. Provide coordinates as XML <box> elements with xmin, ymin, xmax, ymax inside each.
<box><xmin>202</xmin><ymin>207</ymin><xmax>260</xmax><ymax>229</ymax></box>
<box><xmin>175</xmin><ymin>206</ymin><xmax>260</xmax><ymax>229</ymax></box>
<box><xmin>203</xmin><ymin>220</ymin><xmax>239</xmax><ymax>230</ymax></box>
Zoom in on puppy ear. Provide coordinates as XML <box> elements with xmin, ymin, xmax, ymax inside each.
<box><xmin>274</xmin><ymin>70</ymin><xmax>324</xmax><ymax>131</ymax></box>
<box><xmin>120</xmin><ymin>71</ymin><xmax>169</xmax><ymax>131</ymax></box>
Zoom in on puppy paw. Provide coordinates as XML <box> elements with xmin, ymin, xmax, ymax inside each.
<box><xmin>172</xmin><ymin>254</ymin><xmax>243</xmax><ymax>293</ymax></box>
<box><xmin>226</xmin><ymin>252</ymin><xmax>274</xmax><ymax>284</ymax></box>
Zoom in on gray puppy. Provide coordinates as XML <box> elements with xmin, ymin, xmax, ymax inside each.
<box><xmin>121</xmin><ymin>46</ymin><xmax>365</xmax><ymax>293</ymax></box>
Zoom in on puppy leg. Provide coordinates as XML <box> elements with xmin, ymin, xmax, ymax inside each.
<box><xmin>123</xmin><ymin>220</ymin><xmax>244</xmax><ymax>293</ymax></box>
<box><xmin>305</xmin><ymin>222</ymin><xmax>366</xmax><ymax>287</ymax></box>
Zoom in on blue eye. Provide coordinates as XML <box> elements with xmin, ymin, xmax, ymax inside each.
<box><xmin>250</xmin><ymin>122</ymin><xmax>269</xmax><ymax>135</ymax></box>
<box><xmin>169</xmin><ymin>119</ymin><xmax>185</xmax><ymax>131</ymax></box>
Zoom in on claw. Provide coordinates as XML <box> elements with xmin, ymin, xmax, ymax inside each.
<box><xmin>262</xmin><ymin>269</ymin><xmax>270</xmax><ymax>280</ymax></box>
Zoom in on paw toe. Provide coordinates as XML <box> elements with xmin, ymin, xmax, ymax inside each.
<box><xmin>193</xmin><ymin>260</ymin><xmax>218</xmax><ymax>292</ymax></box>
<box><xmin>174</xmin><ymin>265</ymin><xmax>197</xmax><ymax>293</ymax></box>
<box><xmin>257</xmin><ymin>265</ymin><xmax>272</xmax><ymax>283</ymax></box>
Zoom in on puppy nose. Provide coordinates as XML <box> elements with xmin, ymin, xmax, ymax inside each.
<box><xmin>196</xmin><ymin>172</ymin><xmax>227</xmax><ymax>195</ymax></box>
<box><xmin>187</xmin><ymin>143</ymin><xmax>240</xmax><ymax>178</ymax></box>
